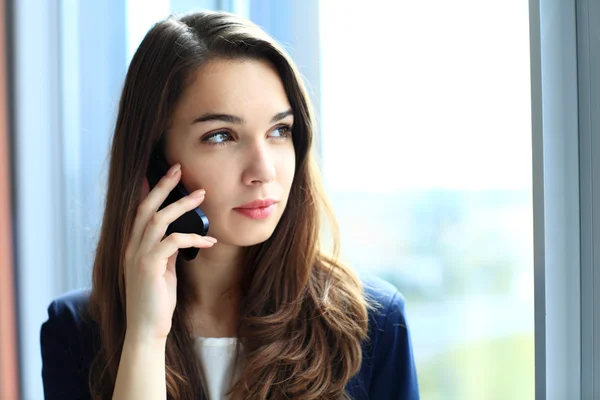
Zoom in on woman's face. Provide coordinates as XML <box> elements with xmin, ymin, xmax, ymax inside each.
<box><xmin>165</xmin><ymin>58</ymin><xmax>296</xmax><ymax>247</ymax></box>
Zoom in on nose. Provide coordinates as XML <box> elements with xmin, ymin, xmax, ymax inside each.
<box><xmin>241</xmin><ymin>140</ymin><xmax>276</xmax><ymax>185</ymax></box>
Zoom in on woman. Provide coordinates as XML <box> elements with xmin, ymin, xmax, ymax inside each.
<box><xmin>40</xmin><ymin>10</ymin><xmax>419</xmax><ymax>400</ymax></box>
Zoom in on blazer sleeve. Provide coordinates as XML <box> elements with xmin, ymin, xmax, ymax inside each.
<box><xmin>369</xmin><ymin>291</ymin><xmax>420</xmax><ymax>399</ymax></box>
<box><xmin>40</xmin><ymin>296</ymin><xmax>93</xmax><ymax>400</ymax></box>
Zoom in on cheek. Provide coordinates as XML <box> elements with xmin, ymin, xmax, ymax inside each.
<box><xmin>281</xmin><ymin>156</ymin><xmax>296</xmax><ymax>190</ymax></box>
<box><xmin>181</xmin><ymin>164</ymin><xmax>233</xmax><ymax>206</ymax></box>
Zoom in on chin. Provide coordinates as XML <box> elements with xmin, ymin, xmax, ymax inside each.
<box><xmin>234</xmin><ymin>226</ymin><xmax>277</xmax><ymax>247</ymax></box>
<box><xmin>210</xmin><ymin>221</ymin><xmax>278</xmax><ymax>247</ymax></box>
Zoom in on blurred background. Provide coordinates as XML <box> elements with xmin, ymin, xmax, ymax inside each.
<box><xmin>0</xmin><ymin>0</ymin><xmax>534</xmax><ymax>399</ymax></box>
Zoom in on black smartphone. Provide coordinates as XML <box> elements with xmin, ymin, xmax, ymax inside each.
<box><xmin>145</xmin><ymin>151</ymin><xmax>210</xmax><ymax>261</ymax></box>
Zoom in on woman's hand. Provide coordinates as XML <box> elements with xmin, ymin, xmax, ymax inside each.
<box><xmin>123</xmin><ymin>163</ymin><xmax>216</xmax><ymax>344</ymax></box>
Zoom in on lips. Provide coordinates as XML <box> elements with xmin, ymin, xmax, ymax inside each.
<box><xmin>234</xmin><ymin>199</ymin><xmax>277</xmax><ymax>209</ymax></box>
<box><xmin>233</xmin><ymin>199</ymin><xmax>278</xmax><ymax>220</ymax></box>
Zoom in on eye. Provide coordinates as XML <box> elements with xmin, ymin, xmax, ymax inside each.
<box><xmin>270</xmin><ymin>125</ymin><xmax>293</xmax><ymax>139</ymax></box>
<box><xmin>202</xmin><ymin>131</ymin><xmax>233</xmax><ymax>146</ymax></box>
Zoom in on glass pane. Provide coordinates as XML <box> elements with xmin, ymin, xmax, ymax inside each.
<box><xmin>319</xmin><ymin>1</ymin><xmax>534</xmax><ymax>399</ymax></box>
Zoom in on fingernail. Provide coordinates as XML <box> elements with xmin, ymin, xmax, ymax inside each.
<box><xmin>168</xmin><ymin>164</ymin><xmax>181</xmax><ymax>177</ymax></box>
<box><xmin>190</xmin><ymin>189</ymin><xmax>205</xmax><ymax>198</ymax></box>
<box><xmin>205</xmin><ymin>236</ymin><xmax>217</xmax><ymax>243</ymax></box>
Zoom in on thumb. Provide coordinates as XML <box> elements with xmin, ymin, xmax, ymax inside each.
<box><xmin>166</xmin><ymin>250</ymin><xmax>178</xmax><ymax>275</ymax></box>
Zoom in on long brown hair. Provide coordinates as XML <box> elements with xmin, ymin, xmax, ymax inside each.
<box><xmin>88</xmin><ymin>10</ymin><xmax>369</xmax><ymax>399</ymax></box>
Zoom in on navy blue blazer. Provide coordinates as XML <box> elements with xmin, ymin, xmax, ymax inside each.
<box><xmin>40</xmin><ymin>275</ymin><xmax>419</xmax><ymax>399</ymax></box>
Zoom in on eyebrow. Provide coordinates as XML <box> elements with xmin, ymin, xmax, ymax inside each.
<box><xmin>191</xmin><ymin>109</ymin><xmax>294</xmax><ymax>125</ymax></box>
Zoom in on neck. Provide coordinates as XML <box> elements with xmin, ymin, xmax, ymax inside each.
<box><xmin>179</xmin><ymin>242</ymin><xmax>244</xmax><ymax>338</ymax></box>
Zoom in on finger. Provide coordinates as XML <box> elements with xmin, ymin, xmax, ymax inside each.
<box><xmin>138</xmin><ymin>188</ymin><xmax>209</xmax><ymax>255</ymax></box>
<box><xmin>147</xmin><ymin>233</ymin><xmax>217</xmax><ymax>274</ymax></box>
<box><xmin>128</xmin><ymin>164</ymin><xmax>181</xmax><ymax>258</ymax></box>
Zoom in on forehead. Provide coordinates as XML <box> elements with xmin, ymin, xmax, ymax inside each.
<box><xmin>172</xmin><ymin>58</ymin><xmax>291</xmax><ymax>120</ymax></box>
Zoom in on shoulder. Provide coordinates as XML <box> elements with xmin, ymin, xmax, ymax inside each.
<box><xmin>44</xmin><ymin>288</ymin><xmax>92</xmax><ymax>326</ymax></box>
<box><xmin>361</xmin><ymin>273</ymin><xmax>407</xmax><ymax>317</ymax></box>
<box><xmin>42</xmin><ymin>288</ymin><xmax>97</xmax><ymax>345</ymax></box>
<box><xmin>40</xmin><ymin>288</ymin><xmax>99</xmax><ymax>399</ymax></box>
<box><xmin>360</xmin><ymin>273</ymin><xmax>409</xmax><ymax>355</ymax></box>
<box><xmin>346</xmin><ymin>273</ymin><xmax>420</xmax><ymax>399</ymax></box>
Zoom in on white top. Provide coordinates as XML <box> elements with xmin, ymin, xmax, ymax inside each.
<box><xmin>194</xmin><ymin>337</ymin><xmax>242</xmax><ymax>400</ymax></box>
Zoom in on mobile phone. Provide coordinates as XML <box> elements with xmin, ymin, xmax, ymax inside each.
<box><xmin>145</xmin><ymin>151</ymin><xmax>210</xmax><ymax>261</ymax></box>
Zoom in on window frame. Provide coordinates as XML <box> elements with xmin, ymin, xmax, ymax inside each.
<box><xmin>11</xmin><ymin>0</ymin><xmax>597</xmax><ymax>398</ymax></box>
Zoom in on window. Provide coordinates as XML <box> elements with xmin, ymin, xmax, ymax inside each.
<box><xmin>319</xmin><ymin>1</ymin><xmax>534</xmax><ymax>398</ymax></box>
